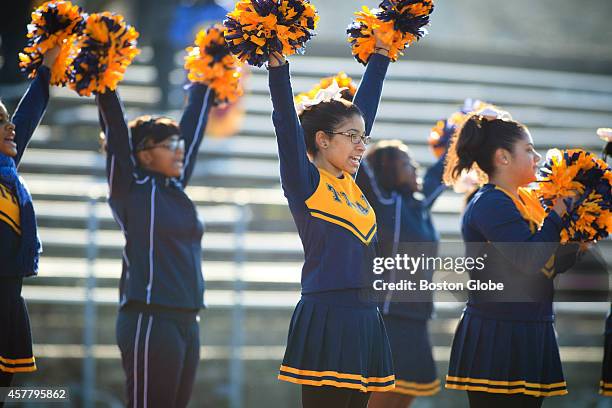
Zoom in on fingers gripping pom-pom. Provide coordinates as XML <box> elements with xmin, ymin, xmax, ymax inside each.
<box><xmin>19</xmin><ymin>1</ymin><xmax>85</xmax><ymax>86</ymax></box>
<box><xmin>536</xmin><ymin>149</ymin><xmax>612</xmax><ymax>243</ymax></box>
<box><xmin>184</xmin><ymin>24</ymin><xmax>244</xmax><ymax>106</ymax></box>
<box><xmin>69</xmin><ymin>12</ymin><xmax>140</xmax><ymax>96</ymax></box>
<box><xmin>223</xmin><ymin>0</ymin><xmax>319</xmax><ymax>67</ymax></box>
<box><xmin>347</xmin><ymin>0</ymin><xmax>434</xmax><ymax>65</ymax></box>
<box><xmin>295</xmin><ymin>72</ymin><xmax>357</xmax><ymax>105</ymax></box>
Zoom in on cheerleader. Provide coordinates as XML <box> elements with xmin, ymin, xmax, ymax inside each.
<box><xmin>0</xmin><ymin>46</ymin><xmax>58</xmax><ymax>391</ymax></box>
<box><xmin>267</xmin><ymin>39</ymin><xmax>393</xmax><ymax>406</ymax></box>
<box><xmin>356</xmin><ymin>139</ymin><xmax>445</xmax><ymax>407</ymax></box>
<box><xmin>96</xmin><ymin>70</ymin><xmax>214</xmax><ymax>407</ymax></box>
<box><xmin>443</xmin><ymin>113</ymin><xmax>580</xmax><ymax>408</ymax></box>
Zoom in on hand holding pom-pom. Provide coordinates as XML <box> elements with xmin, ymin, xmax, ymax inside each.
<box><xmin>536</xmin><ymin>149</ymin><xmax>612</xmax><ymax>243</ymax></box>
<box><xmin>69</xmin><ymin>12</ymin><xmax>140</xmax><ymax>96</ymax></box>
<box><xmin>223</xmin><ymin>0</ymin><xmax>319</xmax><ymax>67</ymax></box>
<box><xmin>347</xmin><ymin>0</ymin><xmax>434</xmax><ymax>65</ymax></box>
<box><xmin>19</xmin><ymin>0</ymin><xmax>85</xmax><ymax>86</ymax></box>
<box><xmin>184</xmin><ymin>24</ymin><xmax>244</xmax><ymax>106</ymax></box>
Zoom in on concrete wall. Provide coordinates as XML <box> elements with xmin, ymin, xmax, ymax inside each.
<box><xmin>307</xmin><ymin>0</ymin><xmax>612</xmax><ymax>73</ymax></box>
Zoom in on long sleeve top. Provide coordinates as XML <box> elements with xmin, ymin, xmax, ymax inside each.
<box><xmin>0</xmin><ymin>66</ymin><xmax>50</xmax><ymax>278</ymax></box>
<box><xmin>268</xmin><ymin>54</ymin><xmax>389</xmax><ymax>293</ymax></box>
<box><xmin>96</xmin><ymin>84</ymin><xmax>213</xmax><ymax>309</ymax></box>
<box><xmin>462</xmin><ymin>183</ymin><xmax>577</xmax><ymax>321</ymax></box>
<box><xmin>357</xmin><ymin>152</ymin><xmax>446</xmax><ymax>319</ymax></box>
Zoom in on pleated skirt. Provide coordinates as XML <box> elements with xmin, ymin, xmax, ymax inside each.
<box><xmin>446</xmin><ymin>311</ymin><xmax>567</xmax><ymax>397</ymax></box>
<box><xmin>278</xmin><ymin>289</ymin><xmax>395</xmax><ymax>392</ymax></box>
<box><xmin>0</xmin><ymin>277</ymin><xmax>36</xmax><ymax>373</ymax></box>
<box><xmin>383</xmin><ymin>314</ymin><xmax>439</xmax><ymax>396</ymax></box>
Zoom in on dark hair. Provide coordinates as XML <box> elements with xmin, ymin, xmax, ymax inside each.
<box><xmin>365</xmin><ymin>140</ymin><xmax>414</xmax><ymax>191</ymax></box>
<box><xmin>444</xmin><ymin>114</ymin><xmax>528</xmax><ymax>185</ymax></box>
<box><xmin>298</xmin><ymin>99</ymin><xmax>362</xmax><ymax>156</ymax></box>
<box><xmin>129</xmin><ymin>115</ymin><xmax>181</xmax><ymax>151</ymax></box>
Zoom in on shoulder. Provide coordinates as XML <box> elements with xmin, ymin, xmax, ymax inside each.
<box><xmin>466</xmin><ymin>186</ymin><xmax>517</xmax><ymax>224</ymax></box>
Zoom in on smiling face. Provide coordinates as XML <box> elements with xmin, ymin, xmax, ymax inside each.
<box><xmin>395</xmin><ymin>152</ymin><xmax>420</xmax><ymax>193</ymax></box>
<box><xmin>316</xmin><ymin>114</ymin><xmax>367</xmax><ymax>175</ymax></box>
<box><xmin>136</xmin><ymin>135</ymin><xmax>185</xmax><ymax>178</ymax></box>
<box><xmin>0</xmin><ymin>103</ymin><xmax>17</xmax><ymax>157</ymax></box>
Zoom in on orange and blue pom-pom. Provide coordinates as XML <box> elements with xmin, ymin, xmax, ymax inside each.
<box><xmin>184</xmin><ymin>24</ymin><xmax>244</xmax><ymax>106</ymax></box>
<box><xmin>223</xmin><ymin>0</ymin><xmax>319</xmax><ymax>67</ymax></box>
<box><xmin>537</xmin><ymin>148</ymin><xmax>612</xmax><ymax>243</ymax></box>
<box><xmin>19</xmin><ymin>0</ymin><xmax>85</xmax><ymax>86</ymax></box>
<box><xmin>428</xmin><ymin>99</ymin><xmax>487</xmax><ymax>158</ymax></box>
<box><xmin>68</xmin><ymin>12</ymin><xmax>140</xmax><ymax>96</ymax></box>
<box><xmin>347</xmin><ymin>0</ymin><xmax>434</xmax><ymax>65</ymax></box>
<box><xmin>295</xmin><ymin>71</ymin><xmax>357</xmax><ymax>105</ymax></box>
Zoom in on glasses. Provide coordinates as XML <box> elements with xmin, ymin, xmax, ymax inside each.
<box><xmin>326</xmin><ymin>131</ymin><xmax>371</xmax><ymax>145</ymax></box>
<box><xmin>136</xmin><ymin>137</ymin><xmax>184</xmax><ymax>153</ymax></box>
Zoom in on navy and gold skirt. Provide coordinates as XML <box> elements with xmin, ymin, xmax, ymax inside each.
<box><xmin>0</xmin><ymin>278</ymin><xmax>36</xmax><ymax>373</ymax></box>
<box><xmin>383</xmin><ymin>314</ymin><xmax>439</xmax><ymax>396</ymax></box>
<box><xmin>601</xmin><ymin>311</ymin><xmax>612</xmax><ymax>396</ymax></box>
<box><xmin>278</xmin><ymin>289</ymin><xmax>395</xmax><ymax>392</ymax></box>
<box><xmin>446</xmin><ymin>310</ymin><xmax>567</xmax><ymax>397</ymax></box>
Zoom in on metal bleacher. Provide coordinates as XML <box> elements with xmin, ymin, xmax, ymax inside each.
<box><xmin>13</xmin><ymin>51</ymin><xmax>612</xmax><ymax>406</ymax></box>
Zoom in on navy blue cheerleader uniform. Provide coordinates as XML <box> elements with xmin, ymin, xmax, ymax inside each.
<box><xmin>356</xmin><ymin>154</ymin><xmax>446</xmax><ymax>396</ymax></box>
<box><xmin>96</xmin><ymin>83</ymin><xmax>213</xmax><ymax>407</ymax></box>
<box><xmin>0</xmin><ymin>66</ymin><xmax>50</xmax><ymax>380</ymax></box>
<box><xmin>446</xmin><ymin>184</ymin><xmax>579</xmax><ymax>397</ymax></box>
<box><xmin>601</xmin><ymin>304</ymin><xmax>612</xmax><ymax>396</ymax></box>
<box><xmin>269</xmin><ymin>54</ymin><xmax>395</xmax><ymax>393</ymax></box>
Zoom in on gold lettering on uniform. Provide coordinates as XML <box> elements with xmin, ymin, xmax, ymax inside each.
<box><xmin>306</xmin><ymin>170</ymin><xmax>377</xmax><ymax>244</ymax></box>
<box><xmin>339</xmin><ymin>192</ymin><xmax>355</xmax><ymax>208</ymax></box>
<box><xmin>355</xmin><ymin>194</ymin><xmax>370</xmax><ymax>215</ymax></box>
<box><xmin>0</xmin><ymin>183</ymin><xmax>21</xmax><ymax>234</ymax></box>
<box><xmin>326</xmin><ymin>184</ymin><xmax>342</xmax><ymax>202</ymax></box>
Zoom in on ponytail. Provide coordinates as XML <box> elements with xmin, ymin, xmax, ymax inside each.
<box><xmin>444</xmin><ymin>114</ymin><xmax>527</xmax><ymax>186</ymax></box>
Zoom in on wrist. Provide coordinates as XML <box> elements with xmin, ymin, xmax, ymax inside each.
<box><xmin>374</xmin><ymin>47</ymin><xmax>390</xmax><ymax>57</ymax></box>
<box><xmin>267</xmin><ymin>52</ymin><xmax>286</xmax><ymax>69</ymax></box>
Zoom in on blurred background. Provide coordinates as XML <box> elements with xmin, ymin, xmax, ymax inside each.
<box><xmin>1</xmin><ymin>0</ymin><xmax>611</xmax><ymax>407</ymax></box>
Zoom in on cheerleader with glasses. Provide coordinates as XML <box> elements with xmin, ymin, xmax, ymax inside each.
<box><xmin>0</xmin><ymin>46</ymin><xmax>59</xmax><ymax>392</ymax></box>
<box><xmin>356</xmin><ymin>138</ymin><xmax>447</xmax><ymax>408</ymax></box>
<box><xmin>442</xmin><ymin>111</ymin><xmax>582</xmax><ymax>408</ymax></box>
<box><xmin>266</xmin><ymin>34</ymin><xmax>394</xmax><ymax>407</ymax></box>
<box><xmin>96</xmin><ymin>61</ymin><xmax>214</xmax><ymax>408</ymax></box>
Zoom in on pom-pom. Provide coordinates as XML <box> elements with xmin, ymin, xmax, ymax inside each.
<box><xmin>295</xmin><ymin>71</ymin><xmax>357</xmax><ymax>106</ymax></box>
<box><xmin>536</xmin><ymin>148</ymin><xmax>612</xmax><ymax>243</ymax></box>
<box><xmin>223</xmin><ymin>0</ymin><xmax>319</xmax><ymax>67</ymax></box>
<box><xmin>69</xmin><ymin>12</ymin><xmax>140</xmax><ymax>96</ymax></box>
<box><xmin>19</xmin><ymin>1</ymin><xmax>85</xmax><ymax>86</ymax></box>
<box><xmin>294</xmin><ymin>80</ymin><xmax>347</xmax><ymax>116</ymax></box>
<box><xmin>347</xmin><ymin>0</ymin><xmax>434</xmax><ymax>65</ymax></box>
<box><xmin>428</xmin><ymin>99</ymin><xmax>488</xmax><ymax>158</ymax></box>
<box><xmin>184</xmin><ymin>24</ymin><xmax>244</xmax><ymax>106</ymax></box>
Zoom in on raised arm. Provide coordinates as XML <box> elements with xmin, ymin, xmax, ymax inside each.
<box><xmin>11</xmin><ymin>66</ymin><xmax>50</xmax><ymax>166</ymax></box>
<box><xmin>96</xmin><ymin>90</ymin><xmax>136</xmax><ymax>198</ymax></box>
<box><xmin>268</xmin><ymin>58</ymin><xmax>319</xmax><ymax>200</ymax></box>
<box><xmin>471</xmin><ymin>191</ymin><xmax>565</xmax><ymax>274</ymax></box>
<box><xmin>422</xmin><ymin>152</ymin><xmax>447</xmax><ymax>208</ymax></box>
<box><xmin>179</xmin><ymin>83</ymin><xmax>214</xmax><ymax>187</ymax></box>
<box><xmin>352</xmin><ymin>53</ymin><xmax>390</xmax><ymax>136</ymax></box>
